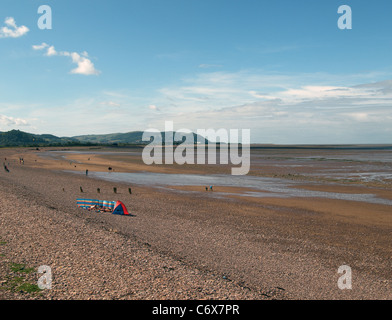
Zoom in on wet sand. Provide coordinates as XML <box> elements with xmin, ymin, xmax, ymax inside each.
<box><xmin>0</xmin><ymin>147</ymin><xmax>391</xmax><ymax>300</ymax></box>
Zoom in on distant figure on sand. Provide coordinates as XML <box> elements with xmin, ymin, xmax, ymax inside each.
<box><xmin>3</xmin><ymin>163</ymin><xmax>9</xmax><ymax>172</ymax></box>
<box><xmin>86</xmin><ymin>169</ymin><xmax>88</xmax><ymax>176</ymax></box>
<box><xmin>205</xmin><ymin>186</ymin><xmax>208</xmax><ymax>191</ymax></box>
<box><xmin>209</xmin><ymin>185</ymin><xmax>213</xmax><ymax>191</ymax></box>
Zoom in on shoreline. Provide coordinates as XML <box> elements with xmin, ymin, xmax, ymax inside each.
<box><xmin>0</xmin><ymin>147</ymin><xmax>391</xmax><ymax>300</ymax></box>
<box><xmin>0</xmin><ymin>164</ymin><xmax>263</xmax><ymax>300</ymax></box>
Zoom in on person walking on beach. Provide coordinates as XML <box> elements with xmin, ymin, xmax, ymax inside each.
<box><xmin>86</xmin><ymin>169</ymin><xmax>89</xmax><ymax>176</ymax></box>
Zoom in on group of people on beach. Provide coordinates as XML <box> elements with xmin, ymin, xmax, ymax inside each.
<box><xmin>205</xmin><ymin>185</ymin><xmax>213</xmax><ymax>191</ymax></box>
<box><xmin>2</xmin><ymin>156</ymin><xmax>26</xmax><ymax>172</ymax></box>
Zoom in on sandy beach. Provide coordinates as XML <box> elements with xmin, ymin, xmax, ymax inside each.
<box><xmin>0</xmin><ymin>147</ymin><xmax>391</xmax><ymax>300</ymax></box>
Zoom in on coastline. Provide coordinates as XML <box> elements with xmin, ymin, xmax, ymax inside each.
<box><xmin>0</xmin><ymin>147</ymin><xmax>391</xmax><ymax>300</ymax></box>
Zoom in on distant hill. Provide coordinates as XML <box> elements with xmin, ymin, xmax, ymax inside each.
<box><xmin>0</xmin><ymin>130</ymin><xmax>209</xmax><ymax>147</ymax></box>
<box><xmin>73</xmin><ymin>131</ymin><xmax>147</xmax><ymax>144</ymax></box>
<box><xmin>0</xmin><ymin>130</ymin><xmax>78</xmax><ymax>147</ymax></box>
<box><xmin>73</xmin><ymin>131</ymin><xmax>209</xmax><ymax>145</ymax></box>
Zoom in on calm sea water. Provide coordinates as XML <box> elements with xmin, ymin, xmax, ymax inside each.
<box><xmin>66</xmin><ymin>170</ymin><xmax>392</xmax><ymax>206</ymax></box>
<box><xmin>42</xmin><ymin>148</ymin><xmax>392</xmax><ymax>205</ymax></box>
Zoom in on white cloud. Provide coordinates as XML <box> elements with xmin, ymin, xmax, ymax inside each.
<box><xmin>46</xmin><ymin>45</ymin><xmax>57</xmax><ymax>57</ymax></box>
<box><xmin>66</xmin><ymin>52</ymin><xmax>100</xmax><ymax>75</ymax></box>
<box><xmin>32</xmin><ymin>43</ymin><xmax>100</xmax><ymax>76</ymax></box>
<box><xmin>155</xmin><ymin>70</ymin><xmax>392</xmax><ymax>113</ymax></box>
<box><xmin>32</xmin><ymin>43</ymin><xmax>49</xmax><ymax>50</ymax></box>
<box><xmin>100</xmin><ymin>101</ymin><xmax>121</xmax><ymax>107</ymax></box>
<box><xmin>26</xmin><ymin>96</ymin><xmax>148</xmax><ymax>136</ymax></box>
<box><xmin>0</xmin><ymin>17</ymin><xmax>29</xmax><ymax>38</ymax></box>
<box><xmin>0</xmin><ymin>114</ymin><xmax>29</xmax><ymax>127</ymax></box>
<box><xmin>141</xmin><ymin>70</ymin><xmax>392</xmax><ymax>143</ymax></box>
<box><xmin>102</xmin><ymin>91</ymin><xmax>129</xmax><ymax>99</ymax></box>
<box><xmin>344</xmin><ymin>112</ymin><xmax>369</xmax><ymax>122</ymax></box>
<box><xmin>12</xmin><ymin>67</ymin><xmax>392</xmax><ymax>143</ymax></box>
<box><xmin>249</xmin><ymin>85</ymin><xmax>383</xmax><ymax>105</ymax></box>
<box><xmin>148</xmin><ymin>105</ymin><xmax>160</xmax><ymax>111</ymax></box>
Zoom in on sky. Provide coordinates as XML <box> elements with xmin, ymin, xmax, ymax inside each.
<box><xmin>0</xmin><ymin>0</ymin><xmax>392</xmax><ymax>144</ymax></box>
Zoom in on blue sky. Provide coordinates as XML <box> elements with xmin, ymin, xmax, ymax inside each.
<box><xmin>1</xmin><ymin>0</ymin><xmax>392</xmax><ymax>143</ymax></box>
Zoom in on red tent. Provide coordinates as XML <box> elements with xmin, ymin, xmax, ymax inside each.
<box><xmin>112</xmin><ymin>201</ymin><xmax>130</xmax><ymax>215</ymax></box>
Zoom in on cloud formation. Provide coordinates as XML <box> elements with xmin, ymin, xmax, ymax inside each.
<box><xmin>0</xmin><ymin>17</ymin><xmax>29</xmax><ymax>38</ymax></box>
<box><xmin>148</xmin><ymin>105</ymin><xmax>160</xmax><ymax>111</ymax></box>
<box><xmin>141</xmin><ymin>71</ymin><xmax>392</xmax><ymax>143</ymax></box>
<box><xmin>100</xmin><ymin>101</ymin><xmax>121</xmax><ymax>107</ymax></box>
<box><xmin>10</xmin><ymin>68</ymin><xmax>392</xmax><ymax>143</ymax></box>
<box><xmin>33</xmin><ymin>43</ymin><xmax>100</xmax><ymax>76</ymax></box>
<box><xmin>0</xmin><ymin>114</ymin><xmax>29</xmax><ymax>127</ymax></box>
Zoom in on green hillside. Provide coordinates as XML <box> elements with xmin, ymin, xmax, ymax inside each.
<box><xmin>0</xmin><ymin>130</ymin><xmax>209</xmax><ymax>147</ymax></box>
<box><xmin>73</xmin><ymin>131</ymin><xmax>209</xmax><ymax>145</ymax></box>
<box><xmin>0</xmin><ymin>130</ymin><xmax>78</xmax><ymax>147</ymax></box>
<box><xmin>72</xmin><ymin>131</ymin><xmax>146</xmax><ymax>144</ymax></box>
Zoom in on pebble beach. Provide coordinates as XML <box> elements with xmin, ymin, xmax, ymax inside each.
<box><xmin>0</xmin><ymin>147</ymin><xmax>391</xmax><ymax>300</ymax></box>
